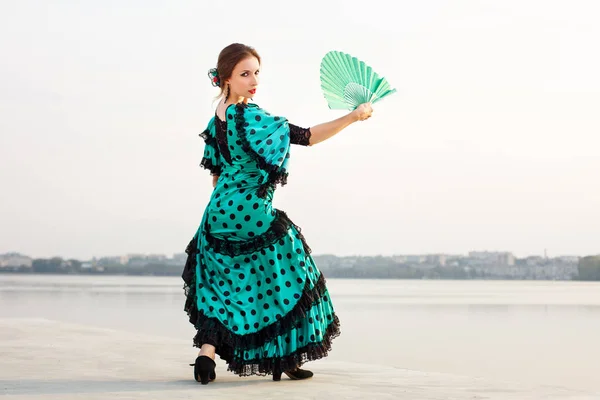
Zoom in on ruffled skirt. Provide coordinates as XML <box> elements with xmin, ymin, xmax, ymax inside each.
<box><xmin>182</xmin><ymin>208</ymin><xmax>341</xmax><ymax>376</ymax></box>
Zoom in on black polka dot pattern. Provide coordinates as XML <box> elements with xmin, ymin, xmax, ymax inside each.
<box><xmin>186</xmin><ymin>102</ymin><xmax>338</xmax><ymax>370</ymax></box>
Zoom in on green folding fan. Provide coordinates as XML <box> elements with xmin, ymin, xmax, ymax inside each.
<box><xmin>319</xmin><ymin>50</ymin><xmax>397</xmax><ymax>110</ymax></box>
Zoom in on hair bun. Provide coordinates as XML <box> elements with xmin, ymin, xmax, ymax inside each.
<box><xmin>208</xmin><ymin>68</ymin><xmax>221</xmax><ymax>87</ymax></box>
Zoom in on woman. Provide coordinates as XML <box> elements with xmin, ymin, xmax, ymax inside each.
<box><xmin>182</xmin><ymin>43</ymin><xmax>373</xmax><ymax>384</ymax></box>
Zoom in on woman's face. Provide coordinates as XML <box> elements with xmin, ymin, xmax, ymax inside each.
<box><xmin>226</xmin><ymin>56</ymin><xmax>260</xmax><ymax>99</ymax></box>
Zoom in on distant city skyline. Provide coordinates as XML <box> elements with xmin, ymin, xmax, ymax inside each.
<box><xmin>1</xmin><ymin>248</ymin><xmax>583</xmax><ymax>281</ymax></box>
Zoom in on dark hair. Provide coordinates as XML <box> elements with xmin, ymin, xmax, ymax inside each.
<box><xmin>215</xmin><ymin>43</ymin><xmax>261</xmax><ymax>101</ymax></box>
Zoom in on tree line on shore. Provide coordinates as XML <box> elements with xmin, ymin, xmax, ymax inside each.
<box><xmin>577</xmin><ymin>256</ymin><xmax>600</xmax><ymax>280</ymax></box>
<box><xmin>2</xmin><ymin>255</ymin><xmax>600</xmax><ymax>281</ymax></box>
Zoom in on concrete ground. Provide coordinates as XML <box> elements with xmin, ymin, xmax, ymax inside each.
<box><xmin>1</xmin><ymin>319</ymin><xmax>597</xmax><ymax>400</ymax></box>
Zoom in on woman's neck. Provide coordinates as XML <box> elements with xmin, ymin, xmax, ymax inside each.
<box><xmin>224</xmin><ymin>94</ymin><xmax>247</xmax><ymax>106</ymax></box>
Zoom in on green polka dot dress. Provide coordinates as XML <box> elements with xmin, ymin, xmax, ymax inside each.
<box><xmin>182</xmin><ymin>102</ymin><xmax>341</xmax><ymax>376</ymax></box>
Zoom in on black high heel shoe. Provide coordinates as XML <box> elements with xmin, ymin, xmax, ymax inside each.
<box><xmin>272</xmin><ymin>366</ymin><xmax>313</xmax><ymax>381</ymax></box>
<box><xmin>190</xmin><ymin>355</ymin><xmax>216</xmax><ymax>384</ymax></box>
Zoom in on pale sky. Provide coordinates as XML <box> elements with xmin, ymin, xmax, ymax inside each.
<box><xmin>1</xmin><ymin>0</ymin><xmax>599</xmax><ymax>260</ymax></box>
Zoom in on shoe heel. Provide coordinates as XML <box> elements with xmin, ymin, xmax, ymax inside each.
<box><xmin>194</xmin><ymin>355</ymin><xmax>216</xmax><ymax>385</ymax></box>
<box><xmin>273</xmin><ymin>365</ymin><xmax>282</xmax><ymax>381</ymax></box>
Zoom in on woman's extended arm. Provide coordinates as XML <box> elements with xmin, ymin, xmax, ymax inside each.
<box><xmin>212</xmin><ymin>175</ymin><xmax>219</xmax><ymax>188</ymax></box>
<box><xmin>307</xmin><ymin>102</ymin><xmax>373</xmax><ymax>146</ymax></box>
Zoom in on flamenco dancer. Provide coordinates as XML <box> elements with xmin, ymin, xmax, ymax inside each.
<box><xmin>182</xmin><ymin>43</ymin><xmax>373</xmax><ymax>384</ymax></box>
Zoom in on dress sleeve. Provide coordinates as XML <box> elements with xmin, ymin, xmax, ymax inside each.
<box><xmin>199</xmin><ymin>117</ymin><xmax>222</xmax><ymax>176</ymax></box>
<box><xmin>288</xmin><ymin>124</ymin><xmax>312</xmax><ymax>146</ymax></box>
<box><xmin>231</xmin><ymin>103</ymin><xmax>292</xmax><ymax>197</ymax></box>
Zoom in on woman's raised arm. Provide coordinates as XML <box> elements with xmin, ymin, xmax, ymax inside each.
<box><xmin>307</xmin><ymin>102</ymin><xmax>373</xmax><ymax>146</ymax></box>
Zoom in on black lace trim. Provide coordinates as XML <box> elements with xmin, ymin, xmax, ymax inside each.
<box><xmin>182</xmin><ymin>237</ymin><xmax>199</xmax><ymax>326</ymax></box>
<box><xmin>289</xmin><ymin>124</ymin><xmax>312</xmax><ymax>146</ymax></box>
<box><xmin>256</xmin><ymin>169</ymin><xmax>289</xmax><ymax>198</ymax></box>
<box><xmin>234</xmin><ymin>103</ymin><xmax>289</xmax><ymax>198</ymax></box>
<box><xmin>199</xmin><ymin>157</ymin><xmax>222</xmax><ymax>176</ymax></box>
<box><xmin>215</xmin><ymin>116</ymin><xmax>233</xmax><ymax>164</ymax></box>
<box><xmin>227</xmin><ymin>314</ymin><xmax>341</xmax><ymax>377</ymax></box>
<box><xmin>199</xmin><ymin>128</ymin><xmax>222</xmax><ymax>176</ymax></box>
<box><xmin>182</xmin><ymin>233</ymin><xmax>332</xmax><ymax>376</ymax></box>
<box><xmin>199</xmin><ymin>129</ymin><xmax>216</xmax><ymax>146</ymax></box>
<box><xmin>204</xmin><ymin>209</ymin><xmax>311</xmax><ymax>257</ymax></box>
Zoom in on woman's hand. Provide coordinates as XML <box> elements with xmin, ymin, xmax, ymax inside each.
<box><xmin>352</xmin><ymin>102</ymin><xmax>373</xmax><ymax>121</ymax></box>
